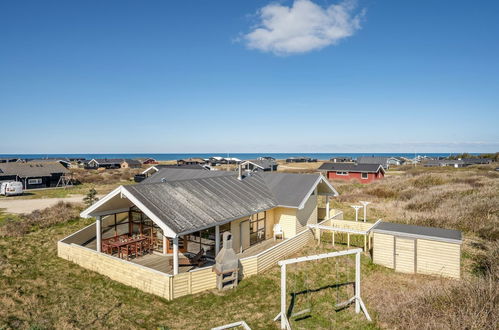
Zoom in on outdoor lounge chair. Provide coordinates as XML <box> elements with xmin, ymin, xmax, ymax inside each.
<box><xmin>178</xmin><ymin>248</ymin><xmax>207</xmax><ymax>267</ymax></box>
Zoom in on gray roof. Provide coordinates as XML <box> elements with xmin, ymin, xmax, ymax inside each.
<box><xmin>124</xmin><ymin>174</ymin><xmax>277</xmax><ymax>234</ymax></box>
<box><xmin>261</xmin><ymin>172</ymin><xmax>322</xmax><ymax>207</ymax></box>
<box><xmin>372</xmin><ymin>222</ymin><xmax>462</xmax><ymax>243</ymax></box>
<box><xmin>142</xmin><ymin>168</ymin><xmax>231</xmax><ymax>184</ymax></box>
<box><xmin>242</xmin><ymin>159</ymin><xmax>277</xmax><ymax>170</ymax></box>
<box><xmin>0</xmin><ymin>162</ymin><xmax>69</xmax><ymax>178</ymax></box>
<box><xmin>154</xmin><ymin>164</ymin><xmax>208</xmax><ymax>170</ymax></box>
<box><xmin>124</xmin><ymin>159</ymin><xmax>142</xmax><ymax>166</ymax></box>
<box><xmin>318</xmin><ymin>163</ymin><xmax>384</xmax><ymax>173</ymax></box>
<box><xmin>357</xmin><ymin>156</ymin><xmax>390</xmax><ymax>165</ymax></box>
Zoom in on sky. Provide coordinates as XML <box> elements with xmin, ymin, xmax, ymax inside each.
<box><xmin>0</xmin><ymin>0</ymin><xmax>498</xmax><ymax>154</ymax></box>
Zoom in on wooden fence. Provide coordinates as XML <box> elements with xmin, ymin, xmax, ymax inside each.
<box><xmin>58</xmin><ymin>211</ymin><xmax>345</xmax><ymax>300</ymax></box>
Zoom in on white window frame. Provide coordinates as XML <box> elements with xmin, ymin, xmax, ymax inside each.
<box><xmin>336</xmin><ymin>171</ymin><xmax>348</xmax><ymax>176</ymax></box>
<box><xmin>28</xmin><ymin>178</ymin><xmax>43</xmax><ymax>185</ymax></box>
<box><xmin>361</xmin><ymin>172</ymin><xmax>369</xmax><ymax>179</ymax></box>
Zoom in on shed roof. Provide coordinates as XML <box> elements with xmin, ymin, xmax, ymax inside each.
<box><xmin>0</xmin><ymin>162</ymin><xmax>69</xmax><ymax>178</ymax></box>
<box><xmin>318</xmin><ymin>163</ymin><xmax>384</xmax><ymax>173</ymax></box>
<box><xmin>372</xmin><ymin>221</ymin><xmax>462</xmax><ymax>243</ymax></box>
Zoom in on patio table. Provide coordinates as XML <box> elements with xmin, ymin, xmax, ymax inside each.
<box><xmin>108</xmin><ymin>237</ymin><xmax>148</xmax><ymax>259</ymax></box>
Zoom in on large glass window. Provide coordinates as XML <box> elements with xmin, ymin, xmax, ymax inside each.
<box><xmin>250</xmin><ymin>211</ymin><xmax>266</xmax><ymax>246</ymax></box>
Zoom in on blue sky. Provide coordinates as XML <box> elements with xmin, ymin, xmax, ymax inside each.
<box><xmin>1</xmin><ymin>0</ymin><xmax>498</xmax><ymax>153</ymax></box>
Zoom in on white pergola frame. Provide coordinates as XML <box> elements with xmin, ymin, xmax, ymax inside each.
<box><xmin>274</xmin><ymin>248</ymin><xmax>371</xmax><ymax>330</ymax></box>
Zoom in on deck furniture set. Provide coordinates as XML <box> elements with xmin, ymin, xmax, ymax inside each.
<box><xmin>101</xmin><ymin>234</ymin><xmax>151</xmax><ymax>259</ymax></box>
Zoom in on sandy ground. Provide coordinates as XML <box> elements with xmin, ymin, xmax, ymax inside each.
<box><xmin>0</xmin><ymin>195</ymin><xmax>86</xmax><ymax>214</ymax></box>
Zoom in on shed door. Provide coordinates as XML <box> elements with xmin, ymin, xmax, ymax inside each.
<box><xmin>395</xmin><ymin>237</ymin><xmax>415</xmax><ymax>273</ymax></box>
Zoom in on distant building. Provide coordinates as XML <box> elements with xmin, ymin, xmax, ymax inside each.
<box><xmin>257</xmin><ymin>156</ymin><xmax>276</xmax><ymax>161</ymax></box>
<box><xmin>356</xmin><ymin>156</ymin><xmax>400</xmax><ymax>169</ymax></box>
<box><xmin>241</xmin><ymin>159</ymin><xmax>278</xmax><ymax>172</ymax></box>
<box><xmin>286</xmin><ymin>157</ymin><xmax>317</xmax><ymax>163</ymax></box>
<box><xmin>0</xmin><ymin>162</ymin><xmax>70</xmax><ymax>189</ymax></box>
<box><xmin>136</xmin><ymin>158</ymin><xmax>158</xmax><ymax>165</ymax></box>
<box><xmin>330</xmin><ymin>157</ymin><xmax>353</xmax><ymax>163</ymax></box>
<box><xmin>423</xmin><ymin>159</ymin><xmax>464</xmax><ymax>168</ymax></box>
<box><xmin>177</xmin><ymin>158</ymin><xmax>206</xmax><ymax>166</ymax></box>
<box><xmin>0</xmin><ymin>157</ymin><xmax>22</xmax><ymax>163</ymax></box>
<box><xmin>86</xmin><ymin>159</ymin><xmax>142</xmax><ymax>169</ymax></box>
<box><xmin>318</xmin><ymin>163</ymin><xmax>385</xmax><ymax>183</ymax></box>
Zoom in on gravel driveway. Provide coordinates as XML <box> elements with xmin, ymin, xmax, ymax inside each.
<box><xmin>0</xmin><ymin>195</ymin><xmax>86</xmax><ymax>214</ymax></box>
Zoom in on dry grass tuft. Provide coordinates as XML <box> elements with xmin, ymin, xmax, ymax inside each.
<box><xmin>71</xmin><ymin>168</ymin><xmax>142</xmax><ymax>185</ymax></box>
<box><xmin>0</xmin><ymin>202</ymin><xmax>82</xmax><ymax>237</ymax></box>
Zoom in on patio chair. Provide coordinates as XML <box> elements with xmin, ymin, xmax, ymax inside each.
<box><xmin>273</xmin><ymin>223</ymin><xmax>284</xmax><ymax>241</ymax></box>
<box><xmin>178</xmin><ymin>248</ymin><xmax>207</xmax><ymax>267</ymax></box>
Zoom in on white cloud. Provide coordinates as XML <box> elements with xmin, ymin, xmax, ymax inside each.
<box><xmin>244</xmin><ymin>0</ymin><xmax>364</xmax><ymax>55</ymax></box>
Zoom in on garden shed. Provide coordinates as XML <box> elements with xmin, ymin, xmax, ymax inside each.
<box><xmin>372</xmin><ymin>222</ymin><xmax>462</xmax><ymax>278</ymax></box>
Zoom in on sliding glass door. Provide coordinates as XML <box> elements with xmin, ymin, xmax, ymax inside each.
<box><xmin>249</xmin><ymin>211</ymin><xmax>266</xmax><ymax>246</ymax></box>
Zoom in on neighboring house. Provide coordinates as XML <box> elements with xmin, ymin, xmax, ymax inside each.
<box><xmin>241</xmin><ymin>159</ymin><xmax>278</xmax><ymax>172</ymax></box>
<box><xmin>0</xmin><ymin>162</ymin><xmax>70</xmax><ymax>189</ymax></box>
<box><xmin>356</xmin><ymin>156</ymin><xmax>401</xmax><ymax>169</ymax></box>
<box><xmin>59</xmin><ymin>170</ymin><xmax>338</xmax><ymax>298</ymax></box>
<box><xmin>121</xmin><ymin>159</ymin><xmax>142</xmax><ymax>169</ymax></box>
<box><xmin>318</xmin><ymin>163</ymin><xmax>385</xmax><ymax>183</ymax></box>
<box><xmin>0</xmin><ymin>158</ymin><xmax>22</xmax><ymax>163</ymax></box>
<box><xmin>330</xmin><ymin>157</ymin><xmax>353</xmax><ymax>163</ymax></box>
<box><xmin>257</xmin><ymin>156</ymin><xmax>276</xmax><ymax>161</ymax></box>
<box><xmin>286</xmin><ymin>157</ymin><xmax>317</xmax><ymax>163</ymax></box>
<box><xmin>177</xmin><ymin>158</ymin><xmax>206</xmax><ymax>166</ymax></box>
<box><xmin>136</xmin><ymin>158</ymin><xmax>158</xmax><ymax>165</ymax></box>
<box><xmin>423</xmin><ymin>159</ymin><xmax>466</xmax><ymax>168</ymax></box>
<box><xmin>87</xmin><ymin>159</ymin><xmax>141</xmax><ymax>169</ymax></box>
<box><xmin>27</xmin><ymin>158</ymin><xmax>72</xmax><ymax>168</ymax></box>
<box><xmin>461</xmin><ymin>158</ymin><xmax>493</xmax><ymax>165</ymax></box>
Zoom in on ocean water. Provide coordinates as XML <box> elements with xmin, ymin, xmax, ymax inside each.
<box><xmin>0</xmin><ymin>152</ymin><xmax>474</xmax><ymax>161</ymax></box>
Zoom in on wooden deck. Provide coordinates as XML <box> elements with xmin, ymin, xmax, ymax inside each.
<box><xmin>131</xmin><ymin>253</ymin><xmax>214</xmax><ymax>274</ymax></box>
<box><xmin>237</xmin><ymin>238</ymin><xmax>283</xmax><ymax>259</ymax></box>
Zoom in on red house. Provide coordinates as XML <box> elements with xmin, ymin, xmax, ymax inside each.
<box><xmin>318</xmin><ymin>163</ymin><xmax>385</xmax><ymax>183</ymax></box>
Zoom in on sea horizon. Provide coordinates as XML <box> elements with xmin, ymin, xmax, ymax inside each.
<box><xmin>0</xmin><ymin>152</ymin><xmax>484</xmax><ymax>161</ymax></box>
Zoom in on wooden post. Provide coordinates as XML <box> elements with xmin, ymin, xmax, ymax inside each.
<box><xmin>364</xmin><ymin>235</ymin><xmax>367</xmax><ymax>252</ymax></box>
<box><xmin>355</xmin><ymin>251</ymin><xmax>361</xmax><ymax>314</ymax></box>
<box><xmin>325</xmin><ymin>195</ymin><xmax>330</xmax><ymax>219</ymax></box>
<box><xmin>96</xmin><ymin>216</ymin><xmax>102</xmax><ymax>253</ymax></box>
<box><xmin>173</xmin><ymin>237</ymin><xmax>179</xmax><ymax>275</ymax></box>
<box><xmin>332</xmin><ymin>231</ymin><xmax>335</xmax><ymax>246</ymax></box>
<box><xmin>163</xmin><ymin>235</ymin><xmax>167</xmax><ymax>255</ymax></box>
<box><xmin>368</xmin><ymin>233</ymin><xmax>371</xmax><ymax>251</ymax></box>
<box><xmin>215</xmin><ymin>225</ymin><xmax>220</xmax><ymax>256</ymax></box>
<box><xmin>280</xmin><ymin>264</ymin><xmax>287</xmax><ymax>330</ymax></box>
<box><xmin>347</xmin><ymin>233</ymin><xmax>350</xmax><ymax>248</ymax></box>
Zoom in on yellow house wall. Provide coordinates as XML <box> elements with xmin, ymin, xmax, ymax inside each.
<box><xmin>274</xmin><ymin>207</ymin><xmax>298</xmax><ymax>238</ymax></box>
